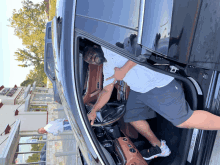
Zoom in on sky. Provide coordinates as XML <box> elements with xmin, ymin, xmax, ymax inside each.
<box><xmin>0</xmin><ymin>0</ymin><xmax>45</xmax><ymax>88</ymax></box>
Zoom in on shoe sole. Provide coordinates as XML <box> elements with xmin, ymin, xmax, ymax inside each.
<box><xmin>143</xmin><ymin>151</ymin><xmax>171</xmax><ymax>160</ymax></box>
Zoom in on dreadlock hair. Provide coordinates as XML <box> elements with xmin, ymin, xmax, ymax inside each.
<box><xmin>83</xmin><ymin>45</ymin><xmax>106</xmax><ymax>64</ymax></box>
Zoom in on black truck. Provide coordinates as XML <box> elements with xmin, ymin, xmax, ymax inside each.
<box><xmin>51</xmin><ymin>0</ymin><xmax>220</xmax><ymax>164</ymax></box>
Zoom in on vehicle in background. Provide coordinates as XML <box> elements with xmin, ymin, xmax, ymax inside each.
<box><xmin>44</xmin><ymin>21</ymin><xmax>61</xmax><ymax>104</ymax></box>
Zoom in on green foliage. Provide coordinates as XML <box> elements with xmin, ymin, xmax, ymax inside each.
<box><xmin>8</xmin><ymin>0</ymin><xmax>47</xmax><ymax>47</ymax></box>
<box><xmin>20</xmin><ymin>78</ymin><xmax>34</xmax><ymax>86</ymax></box>
<box><xmin>15</xmin><ymin>46</ymin><xmax>44</xmax><ymax>67</ymax></box>
<box><xmin>49</xmin><ymin>0</ymin><xmax>57</xmax><ymax>21</ymax></box>
<box><xmin>20</xmin><ymin>64</ymin><xmax>47</xmax><ymax>87</ymax></box>
<box><xmin>26</xmin><ymin>136</ymin><xmax>45</xmax><ymax>163</ymax></box>
<box><xmin>47</xmin><ymin>78</ymin><xmax>53</xmax><ymax>88</ymax></box>
<box><xmin>26</xmin><ymin>153</ymin><xmax>41</xmax><ymax>163</ymax></box>
<box><xmin>8</xmin><ymin>0</ymin><xmax>46</xmax><ymax>68</ymax></box>
<box><xmin>9</xmin><ymin>0</ymin><xmax>48</xmax><ymax>87</ymax></box>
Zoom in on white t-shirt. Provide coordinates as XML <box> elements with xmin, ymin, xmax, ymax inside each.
<box><xmin>102</xmin><ymin>47</ymin><xmax>174</xmax><ymax>93</ymax></box>
<box><xmin>44</xmin><ymin>118</ymin><xmax>69</xmax><ymax>136</ymax></box>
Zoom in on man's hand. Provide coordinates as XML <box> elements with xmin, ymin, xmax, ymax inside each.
<box><xmin>87</xmin><ymin>110</ymin><xmax>97</xmax><ymax>126</ymax></box>
<box><xmin>106</xmin><ymin>67</ymin><xmax>126</xmax><ymax>81</ymax></box>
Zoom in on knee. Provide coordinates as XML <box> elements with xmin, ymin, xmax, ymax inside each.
<box><xmin>130</xmin><ymin>120</ymin><xmax>146</xmax><ymax>126</ymax></box>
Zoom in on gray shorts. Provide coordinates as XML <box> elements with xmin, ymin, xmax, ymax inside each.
<box><xmin>123</xmin><ymin>79</ymin><xmax>194</xmax><ymax>126</ymax></box>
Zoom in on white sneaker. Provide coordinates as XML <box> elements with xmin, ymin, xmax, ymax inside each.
<box><xmin>141</xmin><ymin>140</ymin><xmax>171</xmax><ymax>160</ymax></box>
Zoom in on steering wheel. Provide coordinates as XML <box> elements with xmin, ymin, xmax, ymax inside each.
<box><xmin>88</xmin><ymin>102</ymin><xmax>126</xmax><ymax>127</ymax></box>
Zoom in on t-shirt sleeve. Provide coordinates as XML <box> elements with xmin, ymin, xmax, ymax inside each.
<box><xmin>103</xmin><ymin>67</ymin><xmax>115</xmax><ymax>87</ymax></box>
<box><xmin>44</xmin><ymin>123</ymin><xmax>52</xmax><ymax>132</ymax></box>
<box><xmin>102</xmin><ymin>47</ymin><xmax>117</xmax><ymax>88</ymax></box>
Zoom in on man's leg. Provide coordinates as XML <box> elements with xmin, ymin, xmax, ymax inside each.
<box><xmin>130</xmin><ymin>120</ymin><xmax>161</xmax><ymax>147</ymax></box>
<box><xmin>124</xmin><ymin>89</ymin><xmax>161</xmax><ymax>147</ymax></box>
<box><xmin>177</xmin><ymin>110</ymin><xmax>220</xmax><ymax>130</ymax></box>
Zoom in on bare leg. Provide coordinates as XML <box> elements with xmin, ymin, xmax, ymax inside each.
<box><xmin>130</xmin><ymin>120</ymin><xmax>161</xmax><ymax>147</ymax></box>
<box><xmin>177</xmin><ymin>110</ymin><xmax>220</xmax><ymax>130</ymax></box>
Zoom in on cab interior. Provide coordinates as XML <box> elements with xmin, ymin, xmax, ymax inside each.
<box><xmin>78</xmin><ymin>37</ymin><xmax>198</xmax><ymax>165</ymax></box>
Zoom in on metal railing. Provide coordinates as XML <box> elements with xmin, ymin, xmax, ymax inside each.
<box><xmin>0</xmin><ymin>136</ymin><xmax>9</xmax><ymax>146</ymax></box>
<box><xmin>0</xmin><ymin>121</ymin><xmax>16</xmax><ymax>136</ymax></box>
<box><xmin>0</xmin><ymin>92</ymin><xmax>30</xmax><ymax>148</ymax></box>
<box><xmin>11</xmin><ymin>161</ymin><xmax>46</xmax><ymax>165</ymax></box>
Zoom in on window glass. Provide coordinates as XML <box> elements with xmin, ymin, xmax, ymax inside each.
<box><xmin>76</xmin><ymin>0</ymin><xmax>140</xmax><ymax>29</ymax></box>
<box><xmin>48</xmin><ymin>27</ymin><xmax>52</xmax><ymax>39</ymax></box>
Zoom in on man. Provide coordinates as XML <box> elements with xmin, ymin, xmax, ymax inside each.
<box><xmin>85</xmin><ymin>43</ymin><xmax>171</xmax><ymax>160</ymax></box>
<box><xmin>38</xmin><ymin>119</ymin><xmax>72</xmax><ymax>136</ymax></box>
<box><xmin>86</xmin><ymin>37</ymin><xmax>220</xmax><ymax>160</ymax></box>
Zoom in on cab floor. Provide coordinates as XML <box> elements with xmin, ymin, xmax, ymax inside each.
<box><xmin>130</xmin><ymin>115</ymin><xmax>182</xmax><ymax>165</ymax></box>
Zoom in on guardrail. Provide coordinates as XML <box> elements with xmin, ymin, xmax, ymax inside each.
<box><xmin>14</xmin><ymin>88</ymin><xmax>24</xmax><ymax>105</ymax></box>
<box><xmin>0</xmin><ymin>121</ymin><xmax>16</xmax><ymax>136</ymax></box>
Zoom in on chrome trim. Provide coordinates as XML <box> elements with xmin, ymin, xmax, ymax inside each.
<box><xmin>52</xmin><ymin>17</ymin><xmax>59</xmax><ymax>58</ymax></box>
<box><xmin>206</xmin><ymin>71</ymin><xmax>217</xmax><ymax>108</ymax></box>
<box><xmin>137</xmin><ymin>0</ymin><xmax>146</xmax><ymax>44</ymax></box>
<box><xmin>187</xmin><ymin>129</ymin><xmax>199</xmax><ymax>163</ymax></box>
<box><xmin>71</xmin><ymin>5</ymin><xmax>105</xmax><ymax>165</ymax></box>
<box><xmin>187</xmin><ymin>77</ymin><xmax>203</xmax><ymax>95</ymax></box>
<box><xmin>187</xmin><ymin>71</ymin><xmax>217</xmax><ymax>163</ymax></box>
<box><xmin>198</xmin><ymin>131</ymin><xmax>204</xmax><ymax>150</ymax></box>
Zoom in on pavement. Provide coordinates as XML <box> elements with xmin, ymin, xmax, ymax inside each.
<box><xmin>57</xmin><ymin>107</ymin><xmax>82</xmax><ymax>165</ymax></box>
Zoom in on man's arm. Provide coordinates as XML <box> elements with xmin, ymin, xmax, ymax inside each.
<box><xmin>88</xmin><ymin>80</ymin><xmax>115</xmax><ymax>125</ymax></box>
<box><xmin>106</xmin><ymin>60</ymin><xmax>137</xmax><ymax>81</ymax></box>
<box><xmin>121</xmin><ymin>60</ymin><xmax>137</xmax><ymax>74</ymax></box>
<box><xmin>91</xmin><ymin>81</ymin><xmax>115</xmax><ymax>112</ymax></box>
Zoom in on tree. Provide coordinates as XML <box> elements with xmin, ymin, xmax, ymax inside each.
<box><xmin>47</xmin><ymin>78</ymin><xmax>53</xmax><ymax>88</ymax></box>
<box><xmin>20</xmin><ymin>78</ymin><xmax>34</xmax><ymax>86</ymax></box>
<box><xmin>26</xmin><ymin>136</ymin><xmax>45</xmax><ymax>163</ymax></box>
<box><xmin>48</xmin><ymin>0</ymin><xmax>57</xmax><ymax>21</ymax></box>
<box><xmin>15</xmin><ymin>45</ymin><xmax>44</xmax><ymax>68</ymax></box>
<box><xmin>26</xmin><ymin>153</ymin><xmax>41</xmax><ymax>163</ymax></box>
<box><xmin>8</xmin><ymin>0</ymin><xmax>47</xmax><ymax>68</ymax></box>
<box><xmin>20</xmin><ymin>64</ymin><xmax>47</xmax><ymax>87</ymax></box>
<box><xmin>8</xmin><ymin>0</ymin><xmax>47</xmax><ymax>47</ymax></box>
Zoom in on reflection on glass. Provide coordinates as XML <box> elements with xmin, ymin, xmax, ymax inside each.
<box><xmin>168</xmin><ymin>28</ymin><xmax>183</xmax><ymax>49</ymax></box>
<box><xmin>141</xmin><ymin>0</ymin><xmax>173</xmax><ymax>53</ymax></box>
